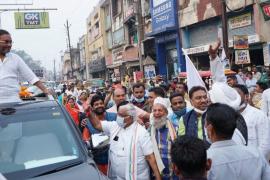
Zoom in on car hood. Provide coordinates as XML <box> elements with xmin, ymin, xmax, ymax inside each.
<box><xmin>30</xmin><ymin>162</ymin><xmax>108</xmax><ymax>180</ymax></box>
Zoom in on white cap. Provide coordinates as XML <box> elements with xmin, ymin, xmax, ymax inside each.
<box><xmin>154</xmin><ymin>97</ymin><xmax>171</xmax><ymax>109</ymax></box>
<box><xmin>209</xmin><ymin>82</ymin><xmax>241</xmax><ymax>110</ymax></box>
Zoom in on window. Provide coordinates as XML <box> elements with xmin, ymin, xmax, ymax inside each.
<box><xmin>0</xmin><ymin>107</ymin><xmax>82</xmax><ymax>174</ymax></box>
<box><xmin>95</xmin><ymin>22</ymin><xmax>99</xmax><ymax>29</ymax></box>
<box><xmin>112</xmin><ymin>0</ymin><xmax>122</xmax><ymax>17</ymax></box>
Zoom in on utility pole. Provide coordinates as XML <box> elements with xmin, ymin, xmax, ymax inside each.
<box><xmin>221</xmin><ymin>0</ymin><xmax>229</xmax><ymax>58</ymax></box>
<box><xmin>136</xmin><ymin>0</ymin><xmax>144</xmax><ymax>72</ymax></box>
<box><xmin>53</xmin><ymin>59</ymin><xmax>56</xmax><ymax>81</ymax></box>
<box><xmin>64</xmin><ymin>20</ymin><xmax>74</xmax><ymax>78</ymax></box>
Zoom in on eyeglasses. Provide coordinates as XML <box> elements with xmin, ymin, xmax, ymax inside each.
<box><xmin>0</xmin><ymin>40</ymin><xmax>13</xmax><ymax>45</ymax></box>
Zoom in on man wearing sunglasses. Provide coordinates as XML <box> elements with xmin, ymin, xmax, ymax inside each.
<box><xmin>0</xmin><ymin>29</ymin><xmax>48</xmax><ymax>103</ymax></box>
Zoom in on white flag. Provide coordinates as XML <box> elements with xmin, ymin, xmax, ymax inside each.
<box><xmin>182</xmin><ymin>48</ymin><xmax>206</xmax><ymax>91</ymax></box>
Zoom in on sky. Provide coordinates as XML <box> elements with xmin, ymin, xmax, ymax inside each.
<box><xmin>1</xmin><ymin>0</ymin><xmax>99</xmax><ymax>71</ymax></box>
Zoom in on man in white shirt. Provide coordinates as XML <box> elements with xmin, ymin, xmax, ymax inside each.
<box><xmin>205</xmin><ymin>103</ymin><xmax>270</xmax><ymax>180</ymax></box>
<box><xmin>233</xmin><ymin>84</ymin><xmax>270</xmax><ymax>160</ymax></box>
<box><xmin>245</xmin><ymin>72</ymin><xmax>257</xmax><ymax>92</ymax></box>
<box><xmin>252</xmin><ymin>66</ymin><xmax>262</xmax><ymax>81</ymax></box>
<box><xmin>0</xmin><ymin>29</ymin><xmax>48</xmax><ymax>103</ymax></box>
<box><xmin>90</xmin><ymin>101</ymin><xmax>161</xmax><ymax>180</ymax></box>
<box><xmin>261</xmin><ymin>88</ymin><xmax>270</xmax><ymax>117</ymax></box>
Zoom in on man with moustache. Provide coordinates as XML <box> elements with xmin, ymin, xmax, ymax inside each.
<box><xmin>0</xmin><ymin>29</ymin><xmax>48</xmax><ymax>103</ymax></box>
<box><xmin>83</xmin><ymin>95</ymin><xmax>117</xmax><ymax>174</ymax></box>
<box><xmin>89</xmin><ymin>101</ymin><xmax>161</xmax><ymax>180</ymax></box>
<box><xmin>131</xmin><ymin>83</ymin><xmax>148</xmax><ymax>109</ymax></box>
<box><xmin>169</xmin><ymin>93</ymin><xmax>188</xmax><ymax>128</ymax></box>
<box><xmin>178</xmin><ymin>86</ymin><xmax>208</xmax><ymax>142</ymax></box>
<box><xmin>149</xmin><ymin>97</ymin><xmax>178</xmax><ymax>180</ymax></box>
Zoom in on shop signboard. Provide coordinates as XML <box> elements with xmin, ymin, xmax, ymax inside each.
<box><xmin>14</xmin><ymin>12</ymin><xmax>50</xmax><ymax>29</ymax></box>
<box><xmin>144</xmin><ymin>65</ymin><xmax>156</xmax><ymax>79</ymax></box>
<box><xmin>151</xmin><ymin>0</ymin><xmax>177</xmax><ymax>33</ymax></box>
<box><xmin>233</xmin><ymin>35</ymin><xmax>249</xmax><ymax>49</ymax></box>
<box><xmin>235</xmin><ymin>50</ymin><xmax>251</xmax><ymax>64</ymax></box>
<box><xmin>228</xmin><ymin>13</ymin><xmax>252</xmax><ymax>29</ymax></box>
<box><xmin>260</xmin><ymin>0</ymin><xmax>270</xmax><ymax>21</ymax></box>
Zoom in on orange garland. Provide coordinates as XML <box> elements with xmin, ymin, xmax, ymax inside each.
<box><xmin>19</xmin><ymin>86</ymin><xmax>32</xmax><ymax>98</ymax></box>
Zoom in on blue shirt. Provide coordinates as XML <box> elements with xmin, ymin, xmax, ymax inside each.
<box><xmin>86</xmin><ymin>111</ymin><xmax>117</xmax><ymax>164</ymax></box>
<box><xmin>207</xmin><ymin>140</ymin><xmax>270</xmax><ymax>180</ymax></box>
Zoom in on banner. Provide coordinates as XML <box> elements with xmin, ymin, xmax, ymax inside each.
<box><xmin>260</xmin><ymin>0</ymin><xmax>270</xmax><ymax>21</ymax></box>
<box><xmin>228</xmin><ymin>13</ymin><xmax>252</xmax><ymax>29</ymax></box>
<box><xmin>14</xmin><ymin>12</ymin><xmax>50</xmax><ymax>29</ymax></box>
<box><xmin>233</xmin><ymin>35</ymin><xmax>249</xmax><ymax>49</ymax></box>
<box><xmin>235</xmin><ymin>50</ymin><xmax>251</xmax><ymax>64</ymax></box>
<box><xmin>151</xmin><ymin>0</ymin><xmax>177</xmax><ymax>33</ymax></box>
<box><xmin>133</xmin><ymin>71</ymin><xmax>144</xmax><ymax>83</ymax></box>
<box><xmin>144</xmin><ymin>65</ymin><xmax>156</xmax><ymax>79</ymax></box>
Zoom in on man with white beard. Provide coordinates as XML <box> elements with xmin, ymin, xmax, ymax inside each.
<box><xmin>149</xmin><ymin>97</ymin><xmax>178</xmax><ymax>180</ymax></box>
<box><xmin>89</xmin><ymin>101</ymin><xmax>161</xmax><ymax>180</ymax></box>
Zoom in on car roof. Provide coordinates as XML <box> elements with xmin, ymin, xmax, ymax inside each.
<box><xmin>0</xmin><ymin>96</ymin><xmax>58</xmax><ymax>110</ymax></box>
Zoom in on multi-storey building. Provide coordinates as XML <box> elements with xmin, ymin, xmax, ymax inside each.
<box><xmin>62</xmin><ymin>48</ymin><xmax>80</xmax><ymax>81</ymax></box>
<box><xmin>86</xmin><ymin>1</ymin><xmax>106</xmax><ymax>79</ymax></box>
<box><xmin>180</xmin><ymin>0</ymin><xmax>270</xmax><ymax>69</ymax></box>
<box><xmin>78</xmin><ymin>35</ymin><xmax>87</xmax><ymax>80</ymax></box>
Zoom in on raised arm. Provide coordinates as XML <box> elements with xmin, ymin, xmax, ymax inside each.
<box><xmin>88</xmin><ymin>112</ymin><xmax>103</xmax><ymax>131</ymax></box>
<box><xmin>208</xmin><ymin>39</ymin><xmax>226</xmax><ymax>83</ymax></box>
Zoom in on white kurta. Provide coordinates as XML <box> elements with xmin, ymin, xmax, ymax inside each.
<box><xmin>261</xmin><ymin>88</ymin><xmax>270</xmax><ymax>117</ymax></box>
<box><xmin>209</xmin><ymin>56</ymin><xmax>246</xmax><ymax>145</ymax></box>
<box><xmin>101</xmin><ymin>121</ymin><xmax>153</xmax><ymax>180</ymax></box>
<box><xmin>0</xmin><ymin>52</ymin><xmax>39</xmax><ymax>103</ymax></box>
<box><xmin>241</xmin><ymin>104</ymin><xmax>270</xmax><ymax>160</ymax></box>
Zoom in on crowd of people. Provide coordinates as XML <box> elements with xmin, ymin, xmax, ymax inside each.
<box><xmin>2</xmin><ymin>27</ymin><xmax>270</xmax><ymax>179</ymax></box>
<box><xmin>55</xmin><ymin>41</ymin><xmax>270</xmax><ymax>180</ymax></box>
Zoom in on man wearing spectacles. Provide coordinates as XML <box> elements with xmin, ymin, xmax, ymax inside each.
<box><xmin>0</xmin><ymin>29</ymin><xmax>48</xmax><ymax>103</ymax></box>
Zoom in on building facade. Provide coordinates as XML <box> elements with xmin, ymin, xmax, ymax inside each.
<box><xmin>78</xmin><ymin>35</ymin><xmax>87</xmax><ymax>80</ymax></box>
<box><xmin>86</xmin><ymin>2</ymin><xmax>106</xmax><ymax>79</ymax></box>
<box><xmin>180</xmin><ymin>0</ymin><xmax>270</xmax><ymax>69</ymax></box>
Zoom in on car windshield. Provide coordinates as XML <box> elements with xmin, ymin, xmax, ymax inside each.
<box><xmin>0</xmin><ymin>103</ymin><xmax>83</xmax><ymax>176</ymax></box>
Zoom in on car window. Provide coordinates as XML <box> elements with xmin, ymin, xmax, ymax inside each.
<box><xmin>0</xmin><ymin>106</ymin><xmax>83</xmax><ymax>175</ymax></box>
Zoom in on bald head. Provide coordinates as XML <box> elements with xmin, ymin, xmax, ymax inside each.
<box><xmin>113</xmin><ymin>88</ymin><xmax>126</xmax><ymax>105</ymax></box>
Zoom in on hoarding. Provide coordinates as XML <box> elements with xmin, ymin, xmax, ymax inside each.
<box><xmin>235</xmin><ymin>50</ymin><xmax>251</xmax><ymax>64</ymax></box>
<box><xmin>14</xmin><ymin>12</ymin><xmax>50</xmax><ymax>29</ymax></box>
<box><xmin>151</xmin><ymin>0</ymin><xmax>177</xmax><ymax>33</ymax></box>
<box><xmin>260</xmin><ymin>0</ymin><xmax>270</xmax><ymax>21</ymax></box>
<box><xmin>144</xmin><ymin>65</ymin><xmax>156</xmax><ymax>79</ymax></box>
<box><xmin>233</xmin><ymin>35</ymin><xmax>249</xmax><ymax>49</ymax></box>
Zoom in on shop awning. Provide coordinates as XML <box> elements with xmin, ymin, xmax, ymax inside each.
<box><xmin>125</xmin><ymin>61</ymin><xmax>140</xmax><ymax>68</ymax></box>
<box><xmin>143</xmin><ymin>56</ymin><xmax>156</xmax><ymax>66</ymax></box>
<box><xmin>179</xmin><ymin>70</ymin><xmax>236</xmax><ymax>77</ymax></box>
<box><xmin>106</xmin><ymin>63</ymin><xmax>122</xmax><ymax>69</ymax></box>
